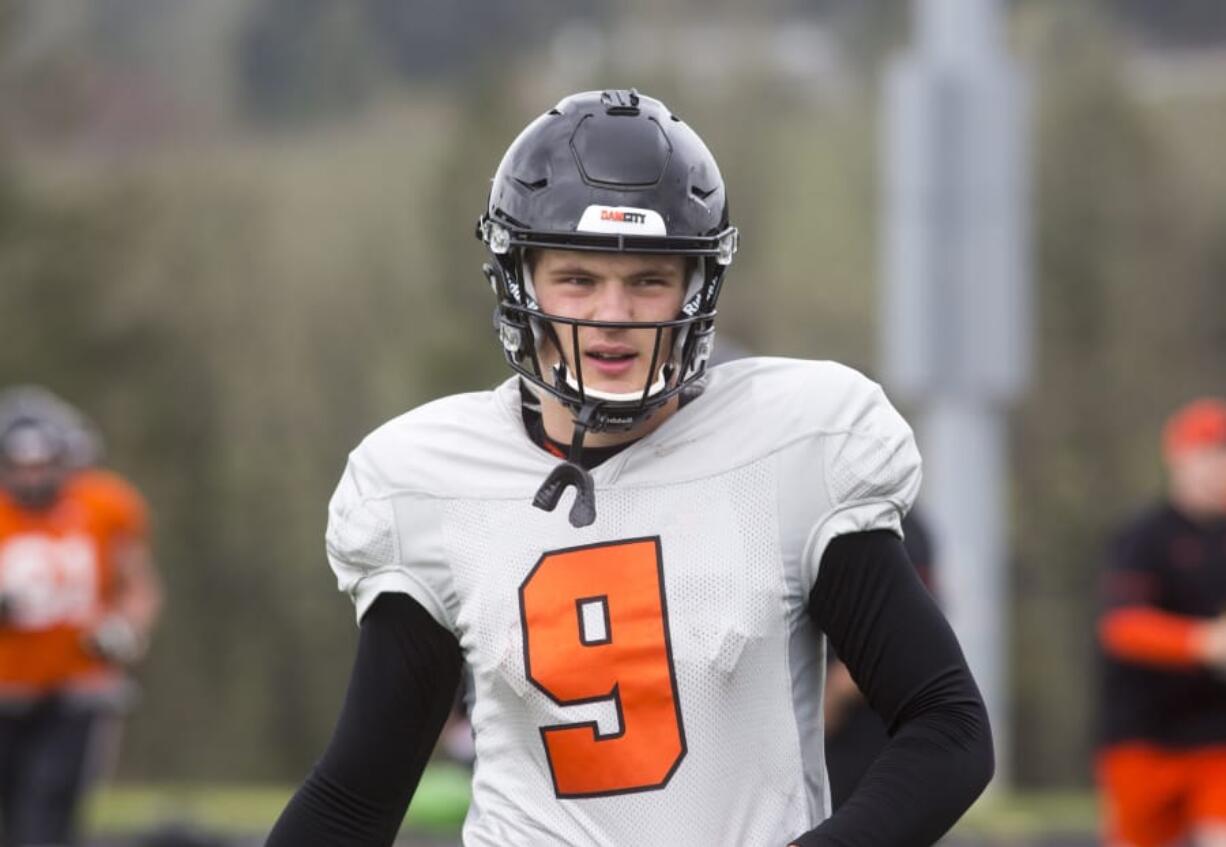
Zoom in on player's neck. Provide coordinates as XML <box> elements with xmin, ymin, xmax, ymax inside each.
<box><xmin>540</xmin><ymin>393</ymin><xmax>679</xmax><ymax>449</ymax></box>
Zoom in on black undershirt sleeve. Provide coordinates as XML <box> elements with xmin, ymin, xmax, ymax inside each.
<box><xmin>265</xmin><ymin>592</ymin><xmax>462</xmax><ymax>847</ymax></box>
<box><xmin>792</xmin><ymin>530</ymin><xmax>994</xmax><ymax>847</ymax></box>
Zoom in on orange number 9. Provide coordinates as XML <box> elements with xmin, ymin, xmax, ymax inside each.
<box><xmin>519</xmin><ymin>537</ymin><xmax>686</xmax><ymax>798</ymax></box>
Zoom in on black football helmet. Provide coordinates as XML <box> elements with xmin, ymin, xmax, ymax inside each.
<box><xmin>476</xmin><ymin>90</ymin><xmax>737</xmax><ymax>526</ymax></box>
<box><xmin>477</xmin><ymin>89</ymin><xmax>737</xmax><ymax>434</ymax></box>
<box><xmin>0</xmin><ymin>386</ymin><xmax>101</xmax><ymax>510</ymax></box>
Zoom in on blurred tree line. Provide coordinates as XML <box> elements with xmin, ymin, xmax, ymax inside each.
<box><xmin>1</xmin><ymin>0</ymin><xmax>1226</xmax><ymax>787</ymax></box>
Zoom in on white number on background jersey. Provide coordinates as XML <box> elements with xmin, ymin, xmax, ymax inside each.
<box><xmin>0</xmin><ymin>533</ymin><xmax>97</xmax><ymax>629</ymax></box>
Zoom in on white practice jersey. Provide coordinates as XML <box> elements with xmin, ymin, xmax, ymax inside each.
<box><xmin>327</xmin><ymin>357</ymin><xmax>921</xmax><ymax>847</ymax></box>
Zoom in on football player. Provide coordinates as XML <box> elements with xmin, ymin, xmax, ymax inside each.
<box><xmin>1097</xmin><ymin>398</ymin><xmax>1226</xmax><ymax>847</ymax></box>
<box><xmin>0</xmin><ymin>387</ymin><xmax>162</xmax><ymax>847</ymax></box>
<box><xmin>268</xmin><ymin>90</ymin><xmax>993</xmax><ymax>846</ymax></box>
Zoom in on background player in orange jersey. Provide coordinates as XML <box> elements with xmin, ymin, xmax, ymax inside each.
<box><xmin>0</xmin><ymin>387</ymin><xmax>162</xmax><ymax>847</ymax></box>
<box><xmin>1097</xmin><ymin>397</ymin><xmax>1226</xmax><ymax>847</ymax></box>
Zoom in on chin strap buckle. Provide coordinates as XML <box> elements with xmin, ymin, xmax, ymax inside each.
<box><xmin>533</xmin><ymin>462</ymin><xmax>596</xmax><ymax>528</ymax></box>
<box><xmin>532</xmin><ymin>403</ymin><xmax>601</xmax><ymax>528</ymax></box>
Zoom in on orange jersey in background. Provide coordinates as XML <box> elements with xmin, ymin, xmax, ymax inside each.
<box><xmin>1099</xmin><ymin>744</ymin><xmax>1226</xmax><ymax>847</ymax></box>
<box><xmin>0</xmin><ymin>469</ymin><xmax>149</xmax><ymax>694</ymax></box>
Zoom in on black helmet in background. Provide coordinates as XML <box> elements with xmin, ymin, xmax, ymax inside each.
<box><xmin>0</xmin><ymin>386</ymin><xmax>101</xmax><ymax>510</ymax></box>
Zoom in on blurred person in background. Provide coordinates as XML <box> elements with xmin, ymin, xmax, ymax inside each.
<box><xmin>823</xmin><ymin>509</ymin><xmax>936</xmax><ymax>810</ymax></box>
<box><xmin>1097</xmin><ymin>397</ymin><xmax>1226</xmax><ymax>847</ymax></box>
<box><xmin>268</xmin><ymin>89</ymin><xmax>991</xmax><ymax>847</ymax></box>
<box><xmin>0</xmin><ymin>387</ymin><xmax>162</xmax><ymax>847</ymax></box>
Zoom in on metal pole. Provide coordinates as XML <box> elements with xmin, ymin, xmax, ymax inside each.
<box><xmin>920</xmin><ymin>401</ymin><xmax>1010</xmax><ymax>784</ymax></box>
<box><xmin>880</xmin><ymin>0</ymin><xmax>1031</xmax><ymax>786</ymax></box>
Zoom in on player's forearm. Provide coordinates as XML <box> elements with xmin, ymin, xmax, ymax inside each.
<box><xmin>111</xmin><ymin>541</ymin><xmax>162</xmax><ymax>636</ymax></box>
<box><xmin>266</xmin><ymin>769</ymin><xmax>405</xmax><ymax>847</ymax></box>
<box><xmin>1098</xmin><ymin>606</ymin><xmax>1208</xmax><ymax>668</ymax></box>
<box><xmin>805</xmin><ymin>530</ymin><xmax>994</xmax><ymax>845</ymax></box>
<box><xmin>80</xmin><ymin>541</ymin><xmax>163</xmax><ymax>665</ymax></box>
<box><xmin>267</xmin><ymin>592</ymin><xmax>462</xmax><ymax>846</ymax></box>
<box><xmin>793</xmin><ymin>671</ymin><xmax>993</xmax><ymax>846</ymax></box>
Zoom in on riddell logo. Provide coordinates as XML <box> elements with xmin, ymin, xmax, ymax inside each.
<box><xmin>600</xmin><ymin>209</ymin><xmax>647</xmax><ymax>225</ymax></box>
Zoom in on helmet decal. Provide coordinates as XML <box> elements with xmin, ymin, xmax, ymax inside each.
<box><xmin>577</xmin><ymin>205</ymin><xmax>667</xmax><ymax>236</ymax></box>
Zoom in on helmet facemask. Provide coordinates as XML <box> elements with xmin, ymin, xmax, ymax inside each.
<box><xmin>476</xmin><ymin>90</ymin><xmax>737</xmax><ymax>526</ymax></box>
<box><xmin>0</xmin><ymin>420</ymin><xmax>71</xmax><ymax>511</ymax></box>
<box><xmin>485</xmin><ymin>245</ymin><xmax>727</xmax><ymax>436</ymax></box>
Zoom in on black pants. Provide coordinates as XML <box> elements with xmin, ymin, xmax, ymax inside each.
<box><xmin>0</xmin><ymin>697</ymin><xmax>99</xmax><ymax>847</ymax></box>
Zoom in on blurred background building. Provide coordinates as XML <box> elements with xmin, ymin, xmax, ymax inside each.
<box><xmin>2</xmin><ymin>0</ymin><xmax>1226</xmax><ymax>820</ymax></box>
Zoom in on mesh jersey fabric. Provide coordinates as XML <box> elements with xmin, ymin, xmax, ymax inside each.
<box><xmin>325</xmin><ymin>356</ymin><xmax>921</xmax><ymax>846</ymax></box>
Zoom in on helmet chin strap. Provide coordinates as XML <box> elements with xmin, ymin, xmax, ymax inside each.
<box><xmin>531</xmin><ymin>360</ymin><xmax>667</xmax><ymax>528</ymax></box>
<box><xmin>532</xmin><ymin>401</ymin><xmax>599</xmax><ymax>528</ymax></box>
<box><xmin>523</xmin><ymin>252</ymin><xmax>681</xmax><ymax>528</ymax></box>
<box><xmin>560</xmin><ymin>364</ymin><xmax>668</xmax><ymax>404</ymax></box>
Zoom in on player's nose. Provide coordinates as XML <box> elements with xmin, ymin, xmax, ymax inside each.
<box><xmin>591</xmin><ymin>281</ymin><xmax>635</xmax><ymax>323</ymax></box>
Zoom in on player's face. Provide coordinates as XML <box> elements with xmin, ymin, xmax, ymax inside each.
<box><xmin>0</xmin><ymin>461</ymin><xmax>67</xmax><ymax>510</ymax></box>
<box><xmin>0</xmin><ymin>425</ymin><xmax>68</xmax><ymax>510</ymax></box>
<box><xmin>1169</xmin><ymin>445</ymin><xmax>1226</xmax><ymax>516</ymax></box>
<box><xmin>532</xmin><ymin>249</ymin><xmax>688</xmax><ymax>397</ymax></box>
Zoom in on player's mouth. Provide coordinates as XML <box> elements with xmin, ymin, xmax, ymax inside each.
<box><xmin>583</xmin><ymin>346</ymin><xmax>639</xmax><ymax>378</ymax></box>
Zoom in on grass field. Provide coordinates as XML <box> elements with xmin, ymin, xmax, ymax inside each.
<box><xmin>86</xmin><ymin>763</ymin><xmax>473</xmax><ymax>839</ymax></box>
<box><xmin>86</xmin><ymin>767</ymin><xmax>1098</xmax><ymax>844</ymax></box>
<box><xmin>957</xmin><ymin>790</ymin><xmax>1098</xmax><ymax>839</ymax></box>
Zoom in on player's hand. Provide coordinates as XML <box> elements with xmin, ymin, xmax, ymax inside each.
<box><xmin>83</xmin><ymin>615</ymin><xmax>144</xmax><ymax>665</ymax></box>
<box><xmin>1196</xmin><ymin>615</ymin><xmax>1226</xmax><ymax>673</ymax></box>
